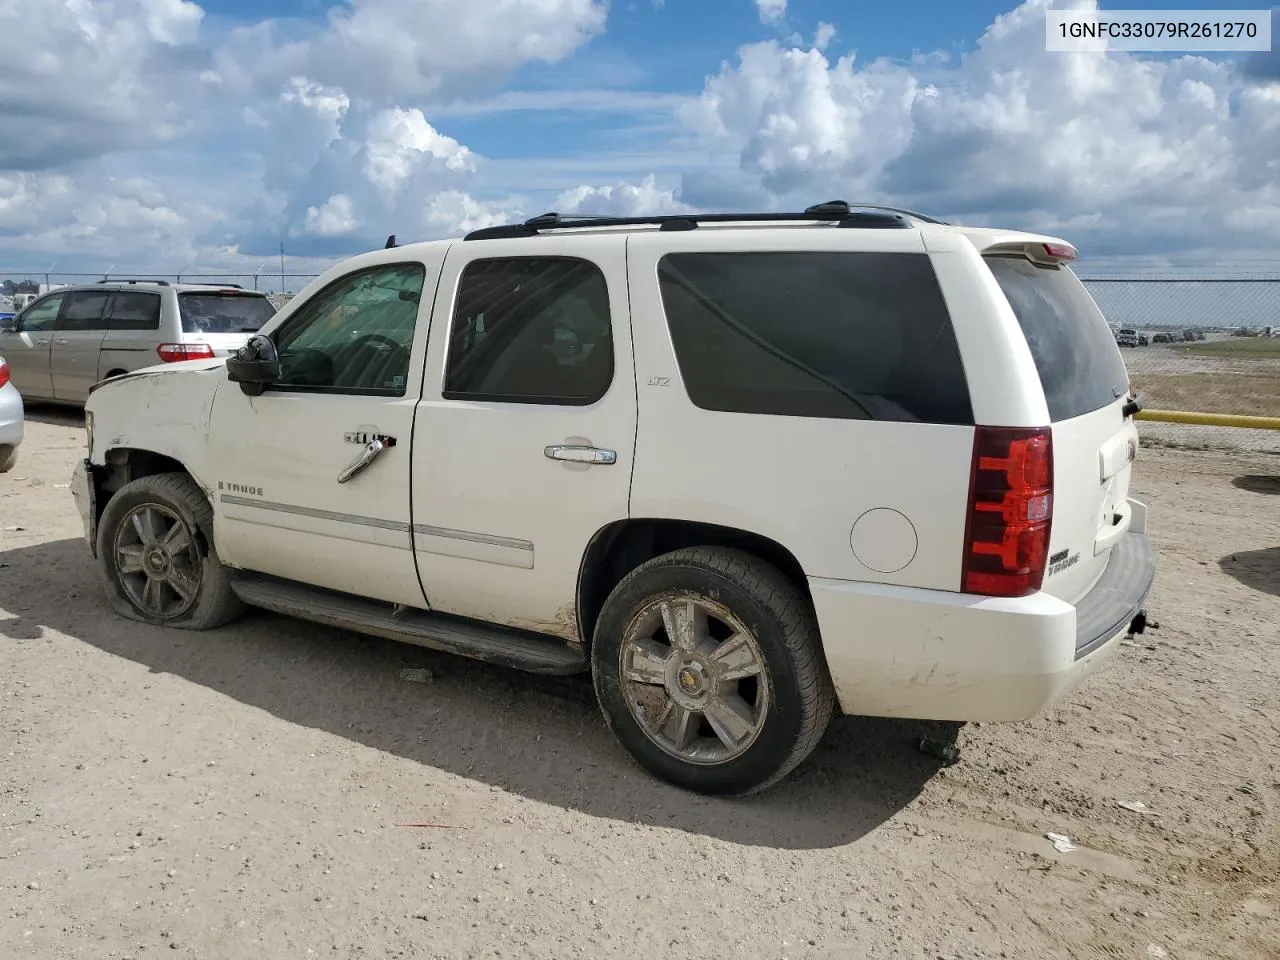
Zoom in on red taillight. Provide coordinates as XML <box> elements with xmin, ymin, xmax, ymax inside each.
<box><xmin>962</xmin><ymin>426</ymin><xmax>1054</xmax><ymax>597</ymax></box>
<box><xmin>156</xmin><ymin>343</ymin><xmax>215</xmax><ymax>363</ymax></box>
<box><xmin>0</xmin><ymin>360</ymin><xmax>9</xmax><ymax>389</ymax></box>
<box><xmin>1042</xmin><ymin>242</ymin><xmax>1077</xmax><ymax>261</ymax></box>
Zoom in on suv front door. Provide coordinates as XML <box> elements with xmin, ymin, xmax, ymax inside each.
<box><xmin>1</xmin><ymin>292</ymin><xmax>66</xmax><ymax>400</ymax></box>
<box><xmin>52</xmin><ymin>290</ymin><xmax>111</xmax><ymax>403</ymax></box>
<box><xmin>207</xmin><ymin>255</ymin><xmax>442</xmax><ymax>607</ymax></box>
<box><xmin>412</xmin><ymin>237</ymin><xmax>637</xmax><ymax>638</ymax></box>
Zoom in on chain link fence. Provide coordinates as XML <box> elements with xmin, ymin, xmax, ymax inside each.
<box><xmin>2</xmin><ymin>269</ymin><xmax>1276</xmax><ymax>453</ymax></box>
<box><xmin>1081</xmin><ymin>277</ymin><xmax>1280</xmax><ymax>455</ymax></box>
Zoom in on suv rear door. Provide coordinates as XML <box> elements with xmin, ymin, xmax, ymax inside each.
<box><xmin>100</xmin><ymin>289</ymin><xmax>164</xmax><ymax>378</ymax></box>
<box><xmin>411</xmin><ymin>236</ymin><xmax>637</xmax><ymax>638</ymax></box>
<box><xmin>52</xmin><ymin>290</ymin><xmax>111</xmax><ymax>403</ymax></box>
<box><xmin>983</xmin><ymin>254</ymin><xmax>1138</xmax><ymax>604</ymax></box>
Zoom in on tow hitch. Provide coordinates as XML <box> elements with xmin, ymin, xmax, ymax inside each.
<box><xmin>1129</xmin><ymin>609</ymin><xmax>1158</xmax><ymax>635</ymax></box>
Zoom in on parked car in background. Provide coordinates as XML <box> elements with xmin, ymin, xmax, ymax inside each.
<box><xmin>74</xmin><ymin>202</ymin><xmax>1155</xmax><ymax>795</ymax></box>
<box><xmin>1137</xmin><ymin>332</ymin><xmax>1148</xmax><ymax>346</ymax></box>
<box><xmin>1151</xmin><ymin>332</ymin><xmax>1172</xmax><ymax>344</ymax></box>
<box><xmin>1116</xmin><ymin>328</ymin><xmax>1139</xmax><ymax>347</ymax></box>
<box><xmin>0</xmin><ymin>281</ymin><xmax>276</xmax><ymax>407</ymax></box>
<box><xmin>0</xmin><ymin>355</ymin><xmax>23</xmax><ymax>473</ymax></box>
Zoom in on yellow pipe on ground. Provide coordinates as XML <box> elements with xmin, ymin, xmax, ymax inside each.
<box><xmin>1137</xmin><ymin>409</ymin><xmax>1280</xmax><ymax>430</ymax></box>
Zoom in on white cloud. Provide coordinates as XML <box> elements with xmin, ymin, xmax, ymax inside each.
<box><xmin>553</xmin><ymin>175</ymin><xmax>692</xmax><ymax>216</ymax></box>
<box><xmin>682</xmin><ymin>0</ymin><xmax>1280</xmax><ymax>256</ymax></box>
<box><xmin>362</xmin><ymin>108</ymin><xmax>476</xmax><ymax>199</ymax></box>
<box><xmin>756</xmin><ymin>0</ymin><xmax>786</xmax><ymax>26</ymax></box>
<box><xmin>216</xmin><ymin>0</ymin><xmax>609</xmax><ymax>102</ymax></box>
<box><xmin>0</xmin><ymin>0</ymin><xmax>207</xmax><ymax>168</ymax></box>
<box><xmin>301</xmin><ymin>195</ymin><xmax>360</xmax><ymax>237</ymax></box>
<box><xmin>813</xmin><ymin>22</ymin><xmax>836</xmax><ymax>52</ymax></box>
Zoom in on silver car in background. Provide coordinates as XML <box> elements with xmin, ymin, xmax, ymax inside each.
<box><xmin>0</xmin><ymin>280</ymin><xmax>277</xmax><ymax>406</ymax></box>
<box><xmin>0</xmin><ymin>355</ymin><xmax>23</xmax><ymax>473</ymax></box>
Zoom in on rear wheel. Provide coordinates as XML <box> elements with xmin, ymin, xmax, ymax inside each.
<box><xmin>592</xmin><ymin>547</ymin><xmax>834</xmax><ymax>796</ymax></box>
<box><xmin>96</xmin><ymin>472</ymin><xmax>244</xmax><ymax>630</ymax></box>
<box><xmin>0</xmin><ymin>444</ymin><xmax>17</xmax><ymax>473</ymax></box>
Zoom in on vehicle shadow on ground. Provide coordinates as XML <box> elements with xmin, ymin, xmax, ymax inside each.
<box><xmin>1232</xmin><ymin>474</ymin><xmax>1280</xmax><ymax>496</ymax></box>
<box><xmin>22</xmin><ymin>403</ymin><xmax>85</xmax><ymax>428</ymax></box>
<box><xmin>0</xmin><ymin>537</ymin><xmax>948</xmax><ymax>850</ymax></box>
<box><xmin>1219</xmin><ymin>547</ymin><xmax>1280</xmax><ymax>599</ymax></box>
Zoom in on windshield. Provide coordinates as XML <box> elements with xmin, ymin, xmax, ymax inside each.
<box><xmin>179</xmin><ymin>293</ymin><xmax>277</xmax><ymax>334</ymax></box>
<box><xmin>985</xmin><ymin>256</ymin><xmax>1130</xmax><ymax>422</ymax></box>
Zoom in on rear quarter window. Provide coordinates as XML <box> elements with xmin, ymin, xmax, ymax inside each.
<box><xmin>984</xmin><ymin>257</ymin><xmax>1130</xmax><ymax>422</ymax></box>
<box><xmin>657</xmin><ymin>251</ymin><xmax>973</xmax><ymax>424</ymax></box>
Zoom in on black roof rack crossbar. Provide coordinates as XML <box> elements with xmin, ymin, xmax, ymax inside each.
<box><xmin>182</xmin><ymin>281</ymin><xmax>244</xmax><ymax>289</ymax></box>
<box><xmin>462</xmin><ymin>200</ymin><xmax>935</xmax><ymax>241</ymax></box>
<box><xmin>97</xmin><ymin>278</ymin><xmax>171</xmax><ymax>286</ymax></box>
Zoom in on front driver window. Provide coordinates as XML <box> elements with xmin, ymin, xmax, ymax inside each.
<box><xmin>273</xmin><ymin>262</ymin><xmax>427</xmax><ymax>396</ymax></box>
<box><xmin>15</xmin><ymin>294</ymin><xmax>65</xmax><ymax>333</ymax></box>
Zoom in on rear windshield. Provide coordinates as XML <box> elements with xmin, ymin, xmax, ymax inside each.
<box><xmin>985</xmin><ymin>256</ymin><xmax>1130</xmax><ymax>422</ymax></box>
<box><xmin>179</xmin><ymin>293</ymin><xmax>277</xmax><ymax>334</ymax></box>
<box><xmin>657</xmin><ymin>251</ymin><xmax>974</xmax><ymax>425</ymax></box>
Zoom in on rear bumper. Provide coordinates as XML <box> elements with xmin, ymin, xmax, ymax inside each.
<box><xmin>811</xmin><ymin>504</ymin><xmax>1156</xmax><ymax>722</ymax></box>
<box><xmin>0</xmin><ymin>386</ymin><xmax>24</xmax><ymax>447</ymax></box>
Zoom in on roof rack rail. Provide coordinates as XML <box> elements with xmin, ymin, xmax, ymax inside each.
<box><xmin>833</xmin><ymin>201</ymin><xmax>950</xmax><ymax>225</ymax></box>
<box><xmin>96</xmin><ymin>278</ymin><xmax>171</xmax><ymax>286</ymax></box>
<box><xmin>462</xmin><ymin>200</ymin><xmax>926</xmax><ymax>241</ymax></box>
<box><xmin>183</xmin><ymin>281</ymin><xmax>244</xmax><ymax>289</ymax></box>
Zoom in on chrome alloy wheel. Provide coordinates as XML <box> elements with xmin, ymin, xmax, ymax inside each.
<box><xmin>112</xmin><ymin>503</ymin><xmax>203</xmax><ymax>619</ymax></box>
<box><xmin>619</xmin><ymin>595</ymin><xmax>771</xmax><ymax>765</ymax></box>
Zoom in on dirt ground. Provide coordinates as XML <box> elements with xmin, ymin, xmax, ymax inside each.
<box><xmin>2</xmin><ymin>409</ymin><xmax>1277</xmax><ymax>960</ymax></box>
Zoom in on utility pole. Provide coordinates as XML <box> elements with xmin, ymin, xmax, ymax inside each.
<box><xmin>280</xmin><ymin>242</ymin><xmax>286</xmax><ymax>295</ymax></box>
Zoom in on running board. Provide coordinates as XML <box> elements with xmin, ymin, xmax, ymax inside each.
<box><xmin>229</xmin><ymin>573</ymin><xmax>588</xmax><ymax>676</ymax></box>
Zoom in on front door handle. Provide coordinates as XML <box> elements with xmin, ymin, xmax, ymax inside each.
<box><xmin>544</xmin><ymin>444</ymin><xmax>616</xmax><ymax>465</ymax></box>
<box><xmin>55</xmin><ymin>338</ymin><xmax>70</xmax><ymax>345</ymax></box>
<box><xmin>338</xmin><ymin>437</ymin><xmax>388</xmax><ymax>484</ymax></box>
<box><xmin>34</xmin><ymin>338</ymin><xmax>50</xmax><ymax>346</ymax></box>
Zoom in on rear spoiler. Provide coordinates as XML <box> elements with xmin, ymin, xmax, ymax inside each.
<box><xmin>981</xmin><ymin>239</ymin><xmax>1078</xmax><ymax>265</ymax></box>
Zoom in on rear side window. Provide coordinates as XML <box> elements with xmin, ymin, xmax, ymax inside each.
<box><xmin>107</xmin><ymin>292</ymin><xmax>161</xmax><ymax>331</ymax></box>
<box><xmin>444</xmin><ymin>257</ymin><xmax>614</xmax><ymax>405</ymax></box>
<box><xmin>657</xmin><ymin>252</ymin><xmax>973</xmax><ymax>424</ymax></box>
<box><xmin>59</xmin><ymin>291</ymin><xmax>111</xmax><ymax>331</ymax></box>
<box><xmin>985</xmin><ymin>257</ymin><xmax>1129</xmax><ymax>422</ymax></box>
<box><xmin>179</xmin><ymin>293</ymin><xmax>276</xmax><ymax>334</ymax></box>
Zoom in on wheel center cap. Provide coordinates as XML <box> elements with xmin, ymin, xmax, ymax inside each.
<box><xmin>145</xmin><ymin>546</ymin><xmax>170</xmax><ymax>576</ymax></box>
<box><xmin>677</xmin><ymin>664</ymin><xmax>706</xmax><ymax>696</ymax></box>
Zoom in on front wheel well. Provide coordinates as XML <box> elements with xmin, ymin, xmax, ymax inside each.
<box><xmin>576</xmin><ymin>519</ymin><xmax>813</xmax><ymax>646</ymax></box>
<box><xmin>92</xmin><ymin>448</ymin><xmax>193</xmax><ymax>523</ymax></box>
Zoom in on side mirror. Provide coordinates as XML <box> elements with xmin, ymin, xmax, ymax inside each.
<box><xmin>0</xmin><ymin>316</ymin><xmax>16</xmax><ymax>333</ymax></box>
<box><xmin>226</xmin><ymin>334</ymin><xmax>281</xmax><ymax>397</ymax></box>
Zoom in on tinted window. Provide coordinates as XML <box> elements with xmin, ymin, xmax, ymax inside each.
<box><xmin>985</xmin><ymin>257</ymin><xmax>1130</xmax><ymax>422</ymax></box>
<box><xmin>179</xmin><ymin>293</ymin><xmax>277</xmax><ymax>333</ymax></box>
<box><xmin>15</xmin><ymin>294</ymin><xmax>64</xmax><ymax>332</ymax></box>
<box><xmin>107</xmin><ymin>292</ymin><xmax>161</xmax><ymax>331</ymax></box>
<box><xmin>273</xmin><ymin>263</ymin><xmax>426</xmax><ymax>395</ymax></box>
<box><xmin>657</xmin><ymin>252</ymin><xmax>972</xmax><ymax>424</ymax></box>
<box><xmin>59</xmin><ymin>291</ymin><xmax>110</xmax><ymax>331</ymax></box>
<box><xmin>445</xmin><ymin>257</ymin><xmax>614</xmax><ymax>404</ymax></box>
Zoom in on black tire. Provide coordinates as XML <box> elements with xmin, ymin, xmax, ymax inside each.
<box><xmin>0</xmin><ymin>444</ymin><xmax>17</xmax><ymax>474</ymax></box>
<box><xmin>591</xmin><ymin>547</ymin><xmax>835</xmax><ymax>796</ymax></box>
<box><xmin>96</xmin><ymin>472</ymin><xmax>244</xmax><ymax>630</ymax></box>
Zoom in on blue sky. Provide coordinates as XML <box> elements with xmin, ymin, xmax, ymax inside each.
<box><xmin>0</xmin><ymin>0</ymin><xmax>1276</xmax><ymax>280</ymax></box>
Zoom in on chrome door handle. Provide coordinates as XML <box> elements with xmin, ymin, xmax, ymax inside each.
<box><xmin>55</xmin><ymin>338</ymin><xmax>70</xmax><ymax>345</ymax></box>
<box><xmin>337</xmin><ymin>438</ymin><xmax>386</xmax><ymax>484</ymax></box>
<box><xmin>34</xmin><ymin>339</ymin><xmax>50</xmax><ymax>345</ymax></box>
<box><xmin>544</xmin><ymin>444</ymin><xmax>616</xmax><ymax>465</ymax></box>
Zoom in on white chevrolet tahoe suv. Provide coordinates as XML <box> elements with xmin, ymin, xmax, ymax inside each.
<box><xmin>71</xmin><ymin>202</ymin><xmax>1156</xmax><ymax>796</ymax></box>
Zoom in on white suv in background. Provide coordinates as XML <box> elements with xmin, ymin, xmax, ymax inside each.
<box><xmin>0</xmin><ymin>280</ymin><xmax>276</xmax><ymax>406</ymax></box>
<box><xmin>71</xmin><ymin>202</ymin><xmax>1156</xmax><ymax>795</ymax></box>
